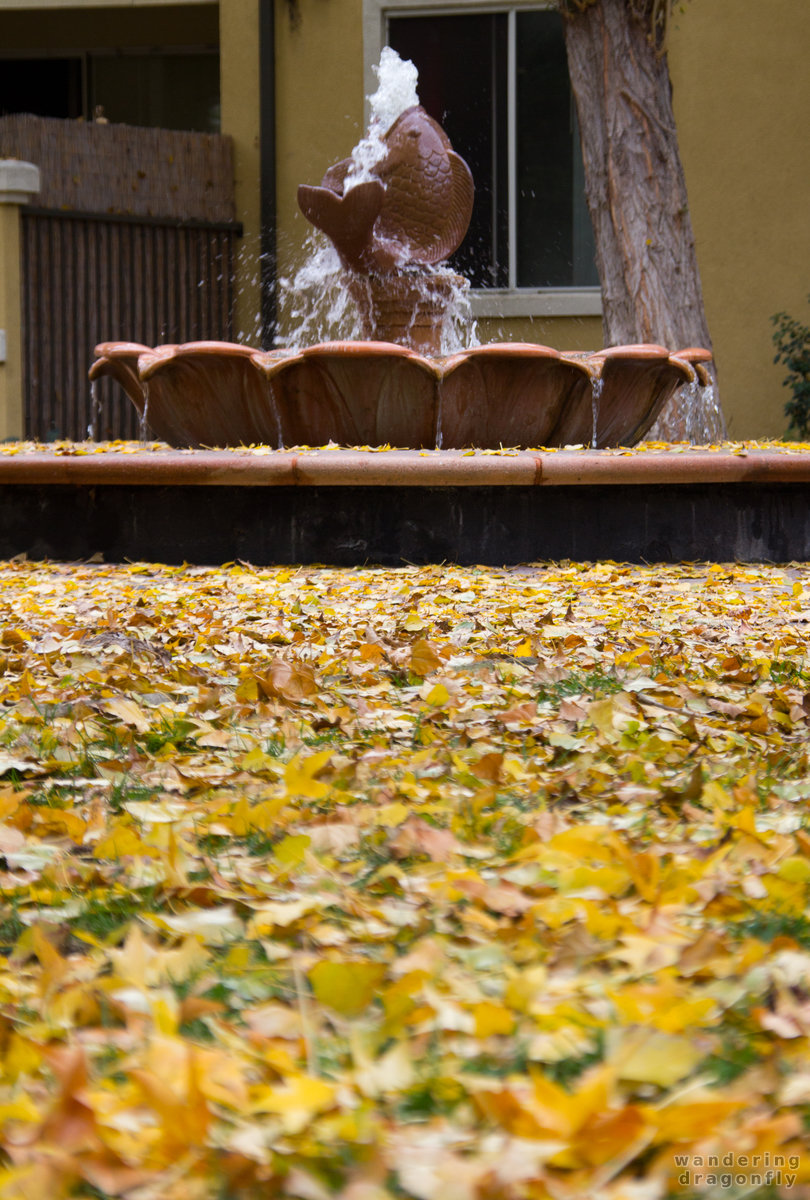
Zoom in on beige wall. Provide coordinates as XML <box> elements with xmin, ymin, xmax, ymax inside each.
<box><xmin>669</xmin><ymin>0</ymin><xmax>810</xmax><ymax>439</ymax></box>
<box><xmin>0</xmin><ymin>202</ymin><xmax>25</xmax><ymax>440</ymax></box>
<box><xmin>219</xmin><ymin>0</ymin><xmax>261</xmax><ymax>342</ymax></box>
<box><xmin>0</xmin><ymin>3</ymin><xmax>218</xmax><ymax>48</ymax></box>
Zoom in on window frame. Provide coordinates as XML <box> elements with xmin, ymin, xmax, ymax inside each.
<box><xmin>363</xmin><ymin>0</ymin><xmax>602</xmax><ymax>318</ymax></box>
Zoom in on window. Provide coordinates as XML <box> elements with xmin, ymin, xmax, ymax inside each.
<box><xmin>0</xmin><ymin>50</ymin><xmax>219</xmax><ymax>133</ymax></box>
<box><xmin>367</xmin><ymin>1</ymin><xmax>601</xmax><ymax>313</ymax></box>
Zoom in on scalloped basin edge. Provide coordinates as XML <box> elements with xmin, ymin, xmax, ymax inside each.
<box><xmin>89</xmin><ymin>340</ymin><xmax>712</xmax><ymax>450</ymax></box>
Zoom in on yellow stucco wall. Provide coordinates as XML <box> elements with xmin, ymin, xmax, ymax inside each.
<box><xmin>0</xmin><ymin>3</ymin><xmax>218</xmax><ymax>48</ymax></box>
<box><xmin>219</xmin><ymin>0</ymin><xmax>262</xmax><ymax>342</ymax></box>
<box><xmin>273</xmin><ymin>0</ymin><xmax>366</xmax><ymax>338</ymax></box>
<box><xmin>669</xmin><ymin>0</ymin><xmax>810</xmax><ymax>439</ymax></box>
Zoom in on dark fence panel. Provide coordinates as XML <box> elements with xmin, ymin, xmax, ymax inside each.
<box><xmin>20</xmin><ymin>209</ymin><xmax>240</xmax><ymax>441</ymax></box>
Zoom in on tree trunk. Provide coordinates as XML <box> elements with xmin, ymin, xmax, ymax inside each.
<box><xmin>562</xmin><ymin>0</ymin><xmax>725</xmax><ymax>441</ymax></box>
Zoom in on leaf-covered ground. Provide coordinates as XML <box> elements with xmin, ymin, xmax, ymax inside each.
<box><xmin>0</xmin><ymin>558</ymin><xmax>809</xmax><ymax>1199</ymax></box>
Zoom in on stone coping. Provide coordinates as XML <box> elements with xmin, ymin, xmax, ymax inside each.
<box><xmin>1</xmin><ymin>444</ymin><xmax>810</xmax><ymax>487</ymax></box>
<box><xmin>0</xmin><ymin>159</ymin><xmax>40</xmax><ymax>204</ymax></box>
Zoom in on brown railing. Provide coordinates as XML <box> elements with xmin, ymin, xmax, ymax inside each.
<box><xmin>20</xmin><ymin>208</ymin><xmax>241</xmax><ymax>441</ymax></box>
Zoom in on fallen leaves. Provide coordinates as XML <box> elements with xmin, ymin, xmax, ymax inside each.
<box><xmin>0</xmin><ymin>557</ymin><xmax>809</xmax><ymax>1197</ymax></box>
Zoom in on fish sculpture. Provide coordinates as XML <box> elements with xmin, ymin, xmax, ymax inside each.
<box><xmin>297</xmin><ymin>105</ymin><xmax>474</xmax><ymax>275</ymax></box>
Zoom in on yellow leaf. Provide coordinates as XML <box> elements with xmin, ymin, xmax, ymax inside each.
<box><xmin>371</xmin><ymin>801</ymin><xmax>410</xmax><ymax>827</ymax></box>
<box><xmin>228</xmin><ymin>795</ymin><xmax>252</xmax><ymax>836</ymax></box>
<box><xmin>239</xmin><ymin>746</ymin><xmax>282</xmax><ymax>774</ymax></box>
<box><xmin>273</xmin><ymin>834</ymin><xmax>311</xmax><ymax>866</ymax></box>
<box><xmin>93</xmin><ymin>823</ymin><xmax>155</xmax><ymax>859</ymax></box>
<box><xmin>102</xmin><ymin>696</ymin><xmax>151</xmax><ymax>732</ymax></box>
<box><xmin>701</xmin><ymin>779</ymin><xmax>734</xmax><ymax>810</ymax></box>
<box><xmin>243</xmin><ymin>794</ymin><xmax>289</xmax><ymax>834</ymax></box>
<box><xmin>4</xmin><ymin>1034</ymin><xmax>43</xmax><ymax>1081</ymax></box>
<box><xmin>308</xmin><ymin>960</ymin><xmax>387</xmax><ymax>1017</ymax></box>
<box><xmin>0</xmin><ymin>1095</ymin><xmax>40</xmax><ymax>1124</ymax></box>
<box><xmin>618</xmin><ymin>1031</ymin><xmax>704</xmax><ymax>1087</ymax></box>
<box><xmin>246</xmin><ymin>895</ymin><xmax>323</xmax><ymax>934</ymax></box>
<box><xmin>423</xmin><ymin>682</ymin><xmax>449</xmax><ymax>707</ymax></box>
<box><xmin>0</xmin><ymin>788</ymin><xmax>21</xmax><ymax>821</ymax></box>
<box><xmin>235</xmin><ymin>674</ymin><xmax>259</xmax><ymax>702</ymax></box>
<box><xmin>252</xmin><ymin>1074</ymin><xmax>335</xmax><ymax>1134</ymax></box>
<box><xmin>473</xmin><ymin>1001</ymin><xmax>516</xmax><ymax>1038</ymax></box>
<box><xmin>33</xmin><ymin>807</ymin><xmax>86</xmax><ymax>842</ymax></box>
<box><xmin>0</xmin><ymin>1162</ymin><xmax>52</xmax><ymax>1200</ymax></box>
<box><xmin>284</xmin><ymin>749</ymin><xmax>332</xmax><ymax>799</ymax></box>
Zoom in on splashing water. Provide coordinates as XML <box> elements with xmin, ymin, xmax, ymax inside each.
<box><xmin>648</xmin><ymin>373</ymin><xmax>726</xmax><ymax>444</ymax></box>
<box><xmin>680</xmin><ymin>379</ymin><xmax>702</xmax><ymax>442</ymax></box>
<box><xmin>591</xmin><ymin>376</ymin><xmax>604</xmax><ymax>448</ymax></box>
<box><xmin>140</xmin><ymin>382</ymin><xmax>151</xmax><ymax>443</ymax></box>
<box><xmin>268</xmin><ymin>387</ymin><xmax>284</xmax><ymax>450</ymax></box>
<box><xmin>698</xmin><ymin>383</ymin><xmax>724</xmax><ymax>440</ymax></box>
<box><xmin>685</xmin><ymin>381</ymin><xmax>724</xmax><ymax>443</ymax></box>
<box><xmin>87</xmin><ymin>379</ymin><xmax>102</xmax><ymax>440</ymax></box>
<box><xmin>438</xmin><ymin>268</ymin><xmax>477</xmax><ymax>355</ymax></box>
<box><xmin>280</xmin><ymin>235</ymin><xmax>365</xmax><ymax>349</ymax></box>
<box><xmin>344</xmin><ymin>48</ymin><xmax>419</xmax><ymax>191</ymax></box>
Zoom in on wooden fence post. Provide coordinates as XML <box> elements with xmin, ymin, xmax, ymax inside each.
<box><xmin>0</xmin><ymin>160</ymin><xmax>40</xmax><ymax>441</ymax></box>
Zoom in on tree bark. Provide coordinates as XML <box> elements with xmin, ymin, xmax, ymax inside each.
<box><xmin>562</xmin><ymin>0</ymin><xmax>725</xmax><ymax>441</ymax></box>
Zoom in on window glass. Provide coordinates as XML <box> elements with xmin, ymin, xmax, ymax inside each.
<box><xmin>89</xmin><ymin>53</ymin><xmax>220</xmax><ymax>132</ymax></box>
<box><xmin>515</xmin><ymin>10</ymin><xmax>598</xmax><ymax>286</ymax></box>
<box><xmin>0</xmin><ymin>52</ymin><xmax>219</xmax><ymax>131</ymax></box>
<box><xmin>0</xmin><ymin>57</ymin><xmax>83</xmax><ymax>119</ymax></box>
<box><xmin>387</xmin><ymin>14</ymin><xmax>508</xmax><ymax>287</ymax></box>
<box><xmin>388</xmin><ymin>7</ymin><xmax>597</xmax><ymax>289</ymax></box>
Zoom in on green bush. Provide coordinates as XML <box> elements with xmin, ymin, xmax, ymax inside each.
<box><xmin>772</xmin><ymin>295</ymin><xmax>810</xmax><ymax>437</ymax></box>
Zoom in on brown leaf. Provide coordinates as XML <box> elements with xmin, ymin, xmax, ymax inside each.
<box><xmin>495</xmin><ymin>702</ymin><xmax>537</xmax><ymax>725</ymax></box>
<box><xmin>454</xmin><ymin>876</ymin><xmax>533</xmax><ymax>917</ymax></box>
<box><xmin>256</xmin><ymin>658</ymin><xmax>318</xmax><ymax>702</ymax></box>
<box><xmin>389</xmin><ymin>817</ymin><xmax>466</xmax><ymax>861</ymax></box>
<box><xmin>470</xmin><ymin>752</ymin><xmax>504</xmax><ymax>783</ymax></box>
<box><xmin>409</xmin><ymin>639</ymin><xmax>442</xmax><ymax>677</ymax></box>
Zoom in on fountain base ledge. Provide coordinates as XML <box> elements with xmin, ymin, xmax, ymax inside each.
<box><xmin>1</xmin><ymin>445</ymin><xmax>809</xmax><ymax>565</ymax></box>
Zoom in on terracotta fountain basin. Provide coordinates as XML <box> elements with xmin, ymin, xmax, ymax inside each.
<box><xmin>89</xmin><ymin>340</ymin><xmax>711</xmax><ymax>450</ymax></box>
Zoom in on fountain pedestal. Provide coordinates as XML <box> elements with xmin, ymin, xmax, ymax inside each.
<box><xmin>347</xmin><ymin>270</ymin><xmax>466</xmax><ymax>354</ymax></box>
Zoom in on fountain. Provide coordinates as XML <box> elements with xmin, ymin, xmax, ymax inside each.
<box><xmin>6</xmin><ymin>50</ymin><xmax>809</xmax><ymax>568</ymax></box>
<box><xmin>89</xmin><ymin>50</ymin><xmax>711</xmax><ymax>452</ymax></box>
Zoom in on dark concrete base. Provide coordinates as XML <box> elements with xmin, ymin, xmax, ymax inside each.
<box><xmin>1</xmin><ymin>481</ymin><xmax>808</xmax><ymax>564</ymax></box>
